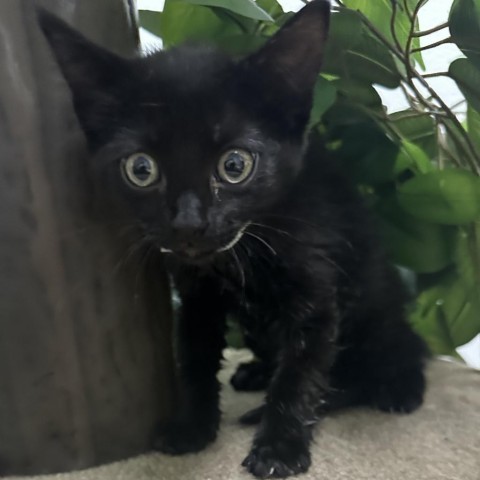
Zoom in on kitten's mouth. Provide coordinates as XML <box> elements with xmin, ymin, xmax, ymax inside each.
<box><xmin>159</xmin><ymin>223</ymin><xmax>249</xmax><ymax>262</ymax></box>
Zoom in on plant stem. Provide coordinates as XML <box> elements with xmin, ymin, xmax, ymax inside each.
<box><xmin>390</xmin><ymin>1</ymin><xmax>404</xmax><ymax>52</ymax></box>
<box><xmin>413</xmin><ymin>22</ymin><xmax>449</xmax><ymax>37</ymax></box>
<box><xmin>335</xmin><ymin>1</ymin><xmax>480</xmax><ymax>174</ymax></box>
<box><xmin>471</xmin><ymin>221</ymin><xmax>480</xmax><ymax>284</ymax></box>
<box><xmin>356</xmin><ymin>1</ymin><xmax>480</xmax><ymax>174</ymax></box>
<box><xmin>403</xmin><ymin>0</ymin><xmax>414</xmax><ymax>21</ymax></box>
<box><xmin>412</xmin><ymin>37</ymin><xmax>452</xmax><ymax>53</ymax></box>
<box><xmin>422</xmin><ymin>72</ymin><xmax>449</xmax><ymax>78</ymax></box>
<box><xmin>441</xmin><ymin>119</ymin><xmax>477</xmax><ymax>170</ymax></box>
<box><xmin>405</xmin><ymin>0</ymin><xmax>424</xmax><ymax>74</ymax></box>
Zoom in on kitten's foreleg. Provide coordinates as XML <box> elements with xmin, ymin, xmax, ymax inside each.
<box><xmin>153</xmin><ymin>275</ymin><xmax>226</xmax><ymax>455</ymax></box>
<box><xmin>242</xmin><ymin>300</ymin><xmax>339</xmax><ymax>478</ymax></box>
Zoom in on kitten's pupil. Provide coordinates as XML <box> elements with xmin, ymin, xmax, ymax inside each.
<box><xmin>225</xmin><ymin>153</ymin><xmax>245</xmax><ymax>178</ymax></box>
<box><xmin>133</xmin><ymin>156</ymin><xmax>152</xmax><ymax>181</ymax></box>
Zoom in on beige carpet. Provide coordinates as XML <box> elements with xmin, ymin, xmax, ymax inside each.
<box><xmin>4</xmin><ymin>349</ymin><xmax>480</xmax><ymax>480</ymax></box>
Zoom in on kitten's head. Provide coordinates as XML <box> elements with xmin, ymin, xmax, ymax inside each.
<box><xmin>38</xmin><ymin>1</ymin><xmax>330</xmax><ymax>263</ymax></box>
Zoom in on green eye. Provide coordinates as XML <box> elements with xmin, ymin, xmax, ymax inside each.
<box><xmin>218</xmin><ymin>149</ymin><xmax>255</xmax><ymax>184</ymax></box>
<box><xmin>122</xmin><ymin>153</ymin><xmax>159</xmax><ymax>188</ymax></box>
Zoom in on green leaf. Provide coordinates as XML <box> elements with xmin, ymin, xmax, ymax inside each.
<box><xmin>411</xmin><ymin>271</ymin><xmax>480</xmax><ymax>353</ymax></box>
<box><xmin>344</xmin><ymin>33</ymin><xmax>401</xmax><ymax>88</ymax></box>
<box><xmin>333</xmin><ymin>80</ymin><xmax>383</xmax><ymax>108</ymax></box>
<box><xmin>449</xmin><ymin>58</ymin><xmax>480</xmax><ymax>113</ymax></box>
<box><xmin>397</xmin><ymin>170</ymin><xmax>480</xmax><ymax>225</ymax></box>
<box><xmin>177</xmin><ymin>0</ymin><xmax>273</xmax><ymax>21</ymax></box>
<box><xmin>410</xmin><ymin>294</ymin><xmax>456</xmax><ymax>355</ymax></box>
<box><xmin>343</xmin><ymin>0</ymin><xmax>424</xmax><ymax>68</ymax></box>
<box><xmin>141</xmin><ymin>3</ymin><xmax>241</xmax><ymax>47</ymax></box>
<box><xmin>323</xmin><ymin>102</ymin><xmax>374</xmax><ymax>128</ymax></box>
<box><xmin>467</xmin><ymin>104</ymin><xmax>480</xmax><ymax>153</ymax></box>
<box><xmin>212</xmin><ymin>8</ymin><xmax>258</xmax><ymax>34</ymax></box>
<box><xmin>256</xmin><ymin>0</ymin><xmax>284</xmax><ymax>20</ymax></box>
<box><xmin>394</xmin><ymin>141</ymin><xmax>434</xmax><ymax>176</ymax></box>
<box><xmin>454</xmin><ymin>226</ymin><xmax>480</xmax><ymax>286</ymax></box>
<box><xmin>324</xmin><ymin>110</ymin><xmax>399</xmax><ymax>184</ymax></box>
<box><xmin>213</xmin><ymin>34</ymin><xmax>266</xmax><ymax>55</ymax></box>
<box><xmin>138</xmin><ymin>10</ymin><xmax>163</xmax><ymax>37</ymax></box>
<box><xmin>440</xmin><ymin>280</ymin><xmax>480</xmax><ymax>347</ymax></box>
<box><xmin>390</xmin><ymin>110</ymin><xmax>438</xmax><ymax>159</ymax></box>
<box><xmin>375</xmin><ymin>197</ymin><xmax>454</xmax><ymax>273</ymax></box>
<box><xmin>449</xmin><ymin>0</ymin><xmax>480</xmax><ymax>69</ymax></box>
<box><xmin>326</xmin><ymin>8</ymin><xmax>364</xmax><ymax>50</ymax></box>
<box><xmin>323</xmin><ymin>10</ymin><xmax>401</xmax><ymax>88</ymax></box>
<box><xmin>342</xmin><ymin>56</ymin><xmax>398</xmax><ymax>89</ymax></box>
<box><xmin>309</xmin><ymin>77</ymin><xmax>337</xmax><ymax>127</ymax></box>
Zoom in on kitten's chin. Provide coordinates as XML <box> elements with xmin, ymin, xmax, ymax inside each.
<box><xmin>170</xmin><ymin>249</ymin><xmax>217</xmax><ymax>265</ymax></box>
<box><xmin>159</xmin><ymin>223</ymin><xmax>249</xmax><ymax>265</ymax></box>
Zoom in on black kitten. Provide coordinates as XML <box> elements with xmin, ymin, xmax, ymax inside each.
<box><xmin>39</xmin><ymin>2</ymin><xmax>428</xmax><ymax>478</ymax></box>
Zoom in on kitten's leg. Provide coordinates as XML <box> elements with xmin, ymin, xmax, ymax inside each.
<box><xmin>153</xmin><ymin>275</ymin><xmax>227</xmax><ymax>455</ymax></box>
<box><xmin>242</xmin><ymin>302</ymin><xmax>339</xmax><ymax>478</ymax></box>
<box><xmin>240</xmin><ymin>384</ymin><xmax>370</xmax><ymax>426</ymax></box>
<box><xmin>230</xmin><ymin>327</ymin><xmax>276</xmax><ymax>392</ymax></box>
<box><xmin>331</xmin><ymin>317</ymin><xmax>428</xmax><ymax>415</ymax></box>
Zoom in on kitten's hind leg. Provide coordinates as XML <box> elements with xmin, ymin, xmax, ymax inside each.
<box><xmin>366</xmin><ymin>365</ymin><xmax>426</xmax><ymax>414</ymax></box>
<box><xmin>331</xmin><ymin>316</ymin><xmax>429</xmax><ymax>416</ymax></box>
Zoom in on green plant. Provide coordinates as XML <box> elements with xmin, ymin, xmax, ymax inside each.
<box><xmin>139</xmin><ymin>0</ymin><xmax>480</xmax><ymax>358</ymax></box>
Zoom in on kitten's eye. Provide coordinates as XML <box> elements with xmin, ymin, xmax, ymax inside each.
<box><xmin>217</xmin><ymin>149</ymin><xmax>255</xmax><ymax>184</ymax></box>
<box><xmin>122</xmin><ymin>153</ymin><xmax>159</xmax><ymax>188</ymax></box>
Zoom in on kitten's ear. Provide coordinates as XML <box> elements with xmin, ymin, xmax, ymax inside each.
<box><xmin>240</xmin><ymin>0</ymin><xmax>330</xmax><ymax>131</ymax></box>
<box><xmin>37</xmin><ymin>8</ymin><xmax>130</xmax><ymax>148</ymax></box>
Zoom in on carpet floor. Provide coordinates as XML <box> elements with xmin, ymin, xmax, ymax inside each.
<box><xmin>4</xmin><ymin>349</ymin><xmax>480</xmax><ymax>480</ymax></box>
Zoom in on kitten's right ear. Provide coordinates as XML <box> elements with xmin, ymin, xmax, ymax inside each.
<box><xmin>37</xmin><ymin>8</ymin><xmax>130</xmax><ymax>148</ymax></box>
<box><xmin>239</xmin><ymin>0</ymin><xmax>330</xmax><ymax>134</ymax></box>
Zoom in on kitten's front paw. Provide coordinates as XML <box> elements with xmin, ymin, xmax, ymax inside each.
<box><xmin>372</xmin><ymin>369</ymin><xmax>425</xmax><ymax>414</ymax></box>
<box><xmin>239</xmin><ymin>404</ymin><xmax>265</xmax><ymax>425</ymax></box>
<box><xmin>242</xmin><ymin>437</ymin><xmax>311</xmax><ymax>478</ymax></box>
<box><xmin>152</xmin><ymin>420</ymin><xmax>217</xmax><ymax>455</ymax></box>
<box><xmin>230</xmin><ymin>361</ymin><xmax>271</xmax><ymax>391</ymax></box>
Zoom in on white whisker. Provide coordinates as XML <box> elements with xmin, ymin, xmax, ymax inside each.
<box><xmin>230</xmin><ymin>246</ymin><xmax>246</xmax><ymax>294</ymax></box>
<box><xmin>244</xmin><ymin>231</ymin><xmax>278</xmax><ymax>256</ymax></box>
<box><xmin>217</xmin><ymin>222</ymin><xmax>250</xmax><ymax>252</ymax></box>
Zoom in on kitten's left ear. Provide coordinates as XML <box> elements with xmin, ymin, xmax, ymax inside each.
<box><xmin>240</xmin><ymin>0</ymin><xmax>330</xmax><ymax>129</ymax></box>
<box><xmin>37</xmin><ymin>8</ymin><xmax>131</xmax><ymax>148</ymax></box>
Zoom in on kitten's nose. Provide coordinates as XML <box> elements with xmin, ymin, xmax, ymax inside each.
<box><xmin>171</xmin><ymin>191</ymin><xmax>208</xmax><ymax>240</ymax></box>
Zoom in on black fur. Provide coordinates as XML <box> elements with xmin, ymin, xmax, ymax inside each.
<box><xmin>38</xmin><ymin>2</ymin><xmax>428</xmax><ymax>478</ymax></box>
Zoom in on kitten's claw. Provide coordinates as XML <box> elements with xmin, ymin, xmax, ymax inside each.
<box><xmin>152</xmin><ymin>420</ymin><xmax>217</xmax><ymax>455</ymax></box>
<box><xmin>242</xmin><ymin>438</ymin><xmax>311</xmax><ymax>478</ymax></box>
